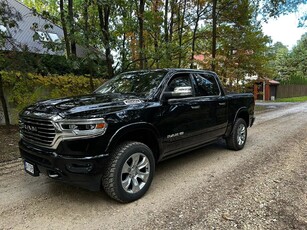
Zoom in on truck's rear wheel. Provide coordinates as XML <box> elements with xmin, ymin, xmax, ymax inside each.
<box><xmin>226</xmin><ymin>118</ymin><xmax>247</xmax><ymax>151</ymax></box>
<box><xmin>102</xmin><ymin>141</ymin><xmax>155</xmax><ymax>202</ymax></box>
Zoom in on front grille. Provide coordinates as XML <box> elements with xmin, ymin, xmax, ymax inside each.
<box><xmin>19</xmin><ymin>116</ymin><xmax>56</xmax><ymax>147</ymax></box>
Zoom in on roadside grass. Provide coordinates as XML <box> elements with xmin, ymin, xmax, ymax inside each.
<box><xmin>275</xmin><ymin>96</ymin><xmax>307</xmax><ymax>102</ymax></box>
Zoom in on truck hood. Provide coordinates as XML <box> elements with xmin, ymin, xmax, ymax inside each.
<box><xmin>20</xmin><ymin>93</ymin><xmax>146</xmax><ymax>119</ymax></box>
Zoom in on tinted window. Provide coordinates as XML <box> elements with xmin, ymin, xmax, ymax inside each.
<box><xmin>194</xmin><ymin>74</ymin><xmax>220</xmax><ymax>96</ymax></box>
<box><xmin>95</xmin><ymin>71</ymin><xmax>166</xmax><ymax>97</ymax></box>
<box><xmin>166</xmin><ymin>75</ymin><xmax>192</xmax><ymax>92</ymax></box>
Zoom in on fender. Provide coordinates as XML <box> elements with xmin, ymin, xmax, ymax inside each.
<box><xmin>233</xmin><ymin>107</ymin><xmax>249</xmax><ymax>124</ymax></box>
<box><xmin>105</xmin><ymin>122</ymin><xmax>162</xmax><ymax>155</ymax></box>
<box><xmin>225</xmin><ymin>107</ymin><xmax>249</xmax><ymax>136</ymax></box>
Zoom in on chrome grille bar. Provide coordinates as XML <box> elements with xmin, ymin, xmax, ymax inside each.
<box><xmin>19</xmin><ymin>116</ymin><xmax>56</xmax><ymax>147</ymax></box>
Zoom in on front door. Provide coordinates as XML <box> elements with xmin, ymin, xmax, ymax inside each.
<box><xmin>158</xmin><ymin>73</ymin><xmax>207</xmax><ymax>155</ymax></box>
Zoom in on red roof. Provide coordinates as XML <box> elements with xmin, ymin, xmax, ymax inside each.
<box><xmin>193</xmin><ymin>54</ymin><xmax>205</xmax><ymax>61</ymax></box>
<box><xmin>269</xmin><ymin>80</ymin><xmax>280</xmax><ymax>85</ymax></box>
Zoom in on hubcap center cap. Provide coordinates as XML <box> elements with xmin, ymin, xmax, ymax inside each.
<box><xmin>130</xmin><ymin>167</ymin><xmax>137</xmax><ymax>177</ymax></box>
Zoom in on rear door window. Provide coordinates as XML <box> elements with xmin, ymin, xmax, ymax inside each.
<box><xmin>193</xmin><ymin>74</ymin><xmax>220</xmax><ymax>96</ymax></box>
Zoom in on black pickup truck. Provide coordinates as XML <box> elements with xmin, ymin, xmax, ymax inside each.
<box><xmin>19</xmin><ymin>69</ymin><xmax>255</xmax><ymax>202</ymax></box>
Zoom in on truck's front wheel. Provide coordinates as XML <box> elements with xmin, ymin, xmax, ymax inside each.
<box><xmin>102</xmin><ymin>141</ymin><xmax>155</xmax><ymax>202</ymax></box>
<box><xmin>226</xmin><ymin>118</ymin><xmax>247</xmax><ymax>151</ymax></box>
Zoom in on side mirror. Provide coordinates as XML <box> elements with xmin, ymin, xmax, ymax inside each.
<box><xmin>163</xmin><ymin>86</ymin><xmax>193</xmax><ymax>100</ymax></box>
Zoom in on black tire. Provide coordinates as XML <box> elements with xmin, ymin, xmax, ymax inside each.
<box><xmin>226</xmin><ymin>118</ymin><xmax>247</xmax><ymax>151</ymax></box>
<box><xmin>102</xmin><ymin>141</ymin><xmax>155</xmax><ymax>203</ymax></box>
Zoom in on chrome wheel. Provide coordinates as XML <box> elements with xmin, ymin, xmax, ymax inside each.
<box><xmin>121</xmin><ymin>153</ymin><xmax>150</xmax><ymax>194</ymax></box>
<box><xmin>237</xmin><ymin>123</ymin><xmax>246</xmax><ymax>146</ymax></box>
<box><xmin>226</xmin><ymin>118</ymin><xmax>247</xmax><ymax>151</ymax></box>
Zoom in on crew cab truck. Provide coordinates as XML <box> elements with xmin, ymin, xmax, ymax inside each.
<box><xmin>19</xmin><ymin>69</ymin><xmax>255</xmax><ymax>202</ymax></box>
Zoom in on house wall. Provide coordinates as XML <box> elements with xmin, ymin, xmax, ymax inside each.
<box><xmin>3</xmin><ymin>0</ymin><xmax>64</xmax><ymax>55</ymax></box>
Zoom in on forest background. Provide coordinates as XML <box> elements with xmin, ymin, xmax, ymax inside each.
<box><xmin>1</xmin><ymin>0</ymin><xmax>307</xmax><ymax>125</ymax></box>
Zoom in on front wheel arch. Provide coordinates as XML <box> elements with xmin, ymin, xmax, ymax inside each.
<box><xmin>105</xmin><ymin>124</ymin><xmax>161</xmax><ymax>162</ymax></box>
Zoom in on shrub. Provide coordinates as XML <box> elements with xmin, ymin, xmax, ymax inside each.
<box><xmin>1</xmin><ymin>71</ymin><xmax>105</xmax><ymax>119</ymax></box>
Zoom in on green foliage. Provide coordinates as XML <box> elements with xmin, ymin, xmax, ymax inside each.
<box><xmin>13</xmin><ymin>0</ymin><xmax>307</xmax><ymax>82</ymax></box>
<box><xmin>271</xmin><ymin>33</ymin><xmax>307</xmax><ymax>85</ymax></box>
<box><xmin>1</xmin><ymin>71</ymin><xmax>105</xmax><ymax>112</ymax></box>
<box><xmin>280</xmin><ymin>74</ymin><xmax>307</xmax><ymax>85</ymax></box>
<box><xmin>18</xmin><ymin>0</ymin><xmax>276</xmax><ymax>78</ymax></box>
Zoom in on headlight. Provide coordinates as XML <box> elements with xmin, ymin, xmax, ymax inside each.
<box><xmin>56</xmin><ymin>118</ymin><xmax>107</xmax><ymax>137</ymax></box>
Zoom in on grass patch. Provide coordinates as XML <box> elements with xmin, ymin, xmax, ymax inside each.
<box><xmin>276</xmin><ymin>96</ymin><xmax>307</xmax><ymax>102</ymax></box>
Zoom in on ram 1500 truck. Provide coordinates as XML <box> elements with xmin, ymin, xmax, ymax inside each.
<box><xmin>19</xmin><ymin>69</ymin><xmax>255</xmax><ymax>202</ymax></box>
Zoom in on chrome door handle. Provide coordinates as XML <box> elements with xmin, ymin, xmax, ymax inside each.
<box><xmin>191</xmin><ymin>105</ymin><xmax>200</xmax><ymax>109</ymax></box>
<box><xmin>219</xmin><ymin>102</ymin><xmax>226</xmax><ymax>106</ymax></box>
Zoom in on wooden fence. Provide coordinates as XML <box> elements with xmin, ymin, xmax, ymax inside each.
<box><xmin>277</xmin><ymin>85</ymin><xmax>307</xmax><ymax>98</ymax></box>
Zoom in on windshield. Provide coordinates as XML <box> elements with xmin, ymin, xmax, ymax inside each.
<box><xmin>95</xmin><ymin>71</ymin><xmax>166</xmax><ymax>97</ymax></box>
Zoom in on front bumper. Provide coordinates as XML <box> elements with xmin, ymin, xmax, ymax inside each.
<box><xmin>19</xmin><ymin>140</ymin><xmax>109</xmax><ymax>191</ymax></box>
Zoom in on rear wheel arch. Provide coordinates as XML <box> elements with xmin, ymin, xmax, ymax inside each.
<box><xmin>234</xmin><ymin>108</ymin><xmax>250</xmax><ymax>127</ymax></box>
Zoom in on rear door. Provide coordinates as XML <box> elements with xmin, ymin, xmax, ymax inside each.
<box><xmin>191</xmin><ymin>73</ymin><xmax>228</xmax><ymax>140</ymax></box>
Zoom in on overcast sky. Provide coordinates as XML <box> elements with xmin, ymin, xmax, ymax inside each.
<box><xmin>262</xmin><ymin>7</ymin><xmax>307</xmax><ymax>49</ymax></box>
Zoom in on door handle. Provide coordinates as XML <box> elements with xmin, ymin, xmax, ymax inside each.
<box><xmin>219</xmin><ymin>102</ymin><xmax>226</xmax><ymax>106</ymax></box>
<box><xmin>191</xmin><ymin>105</ymin><xmax>200</xmax><ymax>109</ymax></box>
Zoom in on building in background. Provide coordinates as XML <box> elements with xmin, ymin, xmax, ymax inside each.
<box><xmin>0</xmin><ymin>0</ymin><xmax>87</xmax><ymax>57</ymax></box>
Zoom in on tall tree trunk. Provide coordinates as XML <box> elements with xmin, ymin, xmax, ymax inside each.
<box><xmin>84</xmin><ymin>0</ymin><xmax>90</xmax><ymax>47</ymax></box>
<box><xmin>83</xmin><ymin>0</ymin><xmax>94</xmax><ymax>91</ymax></box>
<box><xmin>59</xmin><ymin>0</ymin><xmax>70</xmax><ymax>57</ymax></box>
<box><xmin>164</xmin><ymin>0</ymin><xmax>169</xmax><ymax>43</ymax></box>
<box><xmin>190</xmin><ymin>0</ymin><xmax>200</xmax><ymax>69</ymax></box>
<box><xmin>178</xmin><ymin>0</ymin><xmax>187</xmax><ymax>67</ymax></box>
<box><xmin>167</xmin><ymin>0</ymin><xmax>175</xmax><ymax>63</ymax></box>
<box><xmin>121</xmin><ymin>32</ymin><xmax>127</xmax><ymax>71</ymax></box>
<box><xmin>153</xmin><ymin>0</ymin><xmax>160</xmax><ymax>68</ymax></box>
<box><xmin>68</xmin><ymin>0</ymin><xmax>76</xmax><ymax>57</ymax></box>
<box><xmin>137</xmin><ymin>0</ymin><xmax>146</xmax><ymax>69</ymax></box>
<box><xmin>0</xmin><ymin>74</ymin><xmax>10</xmax><ymax>126</ymax></box>
<box><xmin>169</xmin><ymin>2</ymin><xmax>174</xmax><ymax>43</ymax></box>
<box><xmin>211</xmin><ymin>0</ymin><xmax>217</xmax><ymax>71</ymax></box>
<box><xmin>98</xmin><ymin>3</ymin><xmax>114</xmax><ymax>78</ymax></box>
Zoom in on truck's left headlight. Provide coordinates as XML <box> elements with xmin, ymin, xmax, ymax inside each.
<box><xmin>56</xmin><ymin>118</ymin><xmax>107</xmax><ymax>137</ymax></box>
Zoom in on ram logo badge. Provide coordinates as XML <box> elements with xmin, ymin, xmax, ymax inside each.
<box><xmin>24</xmin><ymin>125</ymin><xmax>38</xmax><ymax>132</ymax></box>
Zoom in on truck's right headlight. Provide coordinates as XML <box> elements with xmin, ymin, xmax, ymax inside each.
<box><xmin>56</xmin><ymin>118</ymin><xmax>108</xmax><ymax>138</ymax></box>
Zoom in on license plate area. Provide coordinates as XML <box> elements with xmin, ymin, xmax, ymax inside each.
<box><xmin>24</xmin><ymin>161</ymin><xmax>39</xmax><ymax>176</ymax></box>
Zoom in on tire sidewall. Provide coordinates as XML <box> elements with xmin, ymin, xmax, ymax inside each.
<box><xmin>113</xmin><ymin>142</ymin><xmax>155</xmax><ymax>202</ymax></box>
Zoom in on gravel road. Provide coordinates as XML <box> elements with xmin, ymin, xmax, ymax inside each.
<box><xmin>0</xmin><ymin>102</ymin><xmax>306</xmax><ymax>230</ymax></box>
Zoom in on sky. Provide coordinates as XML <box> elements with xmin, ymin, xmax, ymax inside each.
<box><xmin>262</xmin><ymin>7</ymin><xmax>307</xmax><ymax>49</ymax></box>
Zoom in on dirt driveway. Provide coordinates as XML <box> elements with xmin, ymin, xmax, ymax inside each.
<box><xmin>0</xmin><ymin>102</ymin><xmax>306</xmax><ymax>229</ymax></box>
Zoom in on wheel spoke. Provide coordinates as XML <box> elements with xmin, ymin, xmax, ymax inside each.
<box><xmin>122</xmin><ymin>176</ymin><xmax>132</xmax><ymax>190</ymax></box>
<box><xmin>137</xmin><ymin>171</ymin><xmax>149</xmax><ymax>182</ymax></box>
<box><xmin>137</xmin><ymin>156</ymin><xmax>149</xmax><ymax>171</ymax></box>
<box><xmin>237</xmin><ymin>124</ymin><xmax>246</xmax><ymax>145</ymax></box>
<box><xmin>131</xmin><ymin>153</ymin><xmax>140</xmax><ymax>167</ymax></box>
<box><xmin>131</xmin><ymin>177</ymin><xmax>142</xmax><ymax>193</ymax></box>
<box><xmin>122</xmin><ymin>162</ymin><xmax>131</xmax><ymax>174</ymax></box>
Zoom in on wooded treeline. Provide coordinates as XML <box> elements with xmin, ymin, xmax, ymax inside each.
<box><xmin>1</xmin><ymin>0</ymin><xmax>307</xmax><ymax>125</ymax></box>
<box><xmin>19</xmin><ymin>0</ymin><xmax>306</xmax><ymax>83</ymax></box>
